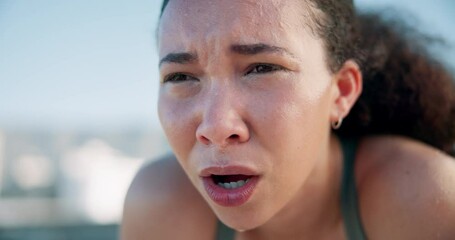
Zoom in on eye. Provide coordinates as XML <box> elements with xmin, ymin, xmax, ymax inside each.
<box><xmin>246</xmin><ymin>63</ymin><xmax>285</xmax><ymax>75</ymax></box>
<box><xmin>163</xmin><ymin>73</ymin><xmax>198</xmax><ymax>83</ymax></box>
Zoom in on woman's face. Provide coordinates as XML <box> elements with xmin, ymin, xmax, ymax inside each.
<box><xmin>158</xmin><ymin>0</ymin><xmax>338</xmax><ymax>230</ymax></box>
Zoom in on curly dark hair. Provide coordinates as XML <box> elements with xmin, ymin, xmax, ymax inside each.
<box><xmin>305</xmin><ymin>0</ymin><xmax>358</xmax><ymax>72</ymax></box>
<box><xmin>338</xmin><ymin>12</ymin><xmax>455</xmax><ymax>156</ymax></box>
<box><xmin>159</xmin><ymin>0</ymin><xmax>455</xmax><ymax>156</ymax></box>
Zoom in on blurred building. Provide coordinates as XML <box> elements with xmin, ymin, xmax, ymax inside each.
<box><xmin>0</xmin><ymin>127</ymin><xmax>169</xmax><ymax>230</ymax></box>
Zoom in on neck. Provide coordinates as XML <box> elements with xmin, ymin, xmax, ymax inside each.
<box><xmin>240</xmin><ymin>134</ymin><xmax>345</xmax><ymax>240</ymax></box>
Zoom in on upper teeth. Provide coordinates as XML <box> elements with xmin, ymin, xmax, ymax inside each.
<box><xmin>218</xmin><ymin>179</ymin><xmax>249</xmax><ymax>189</ymax></box>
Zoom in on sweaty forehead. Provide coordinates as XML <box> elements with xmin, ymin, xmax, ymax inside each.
<box><xmin>158</xmin><ymin>0</ymin><xmax>314</xmax><ymax>55</ymax></box>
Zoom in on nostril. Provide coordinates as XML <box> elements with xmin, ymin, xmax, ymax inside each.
<box><xmin>226</xmin><ymin>134</ymin><xmax>241</xmax><ymax>144</ymax></box>
<box><xmin>229</xmin><ymin>134</ymin><xmax>239</xmax><ymax>139</ymax></box>
<box><xmin>199</xmin><ymin>135</ymin><xmax>211</xmax><ymax>145</ymax></box>
<box><xmin>196</xmin><ymin>124</ymin><xmax>249</xmax><ymax>146</ymax></box>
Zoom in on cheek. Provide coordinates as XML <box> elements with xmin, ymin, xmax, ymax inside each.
<box><xmin>262</xmin><ymin>79</ymin><xmax>332</xmax><ymax>173</ymax></box>
<box><xmin>268</xmin><ymin>98</ymin><xmax>322</xmax><ymax>162</ymax></box>
<box><xmin>158</xmin><ymin>95</ymin><xmax>197</xmax><ymax>161</ymax></box>
<box><xmin>258</xmin><ymin>81</ymin><xmax>331</xmax><ymax>148</ymax></box>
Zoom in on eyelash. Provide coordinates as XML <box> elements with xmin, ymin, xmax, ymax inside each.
<box><xmin>163</xmin><ymin>63</ymin><xmax>286</xmax><ymax>83</ymax></box>
<box><xmin>163</xmin><ymin>73</ymin><xmax>198</xmax><ymax>83</ymax></box>
<box><xmin>245</xmin><ymin>63</ymin><xmax>286</xmax><ymax>76</ymax></box>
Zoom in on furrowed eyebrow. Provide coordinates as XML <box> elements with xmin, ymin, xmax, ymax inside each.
<box><xmin>230</xmin><ymin>43</ymin><xmax>294</xmax><ymax>57</ymax></box>
<box><xmin>159</xmin><ymin>52</ymin><xmax>197</xmax><ymax>67</ymax></box>
<box><xmin>159</xmin><ymin>44</ymin><xmax>293</xmax><ymax>67</ymax></box>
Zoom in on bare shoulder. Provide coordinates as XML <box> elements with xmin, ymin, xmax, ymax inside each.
<box><xmin>356</xmin><ymin>136</ymin><xmax>455</xmax><ymax>239</ymax></box>
<box><xmin>121</xmin><ymin>154</ymin><xmax>216</xmax><ymax>240</ymax></box>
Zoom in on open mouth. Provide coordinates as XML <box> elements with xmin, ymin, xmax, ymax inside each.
<box><xmin>202</xmin><ymin>173</ymin><xmax>259</xmax><ymax>207</ymax></box>
<box><xmin>211</xmin><ymin>174</ymin><xmax>252</xmax><ymax>189</ymax></box>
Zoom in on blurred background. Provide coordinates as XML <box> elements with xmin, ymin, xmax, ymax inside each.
<box><xmin>0</xmin><ymin>0</ymin><xmax>453</xmax><ymax>239</ymax></box>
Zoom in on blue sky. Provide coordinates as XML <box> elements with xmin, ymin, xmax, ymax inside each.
<box><xmin>1</xmin><ymin>0</ymin><xmax>454</xmax><ymax>130</ymax></box>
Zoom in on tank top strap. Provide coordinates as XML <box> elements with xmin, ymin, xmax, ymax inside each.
<box><xmin>340</xmin><ymin>138</ymin><xmax>368</xmax><ymax>240</ymax></box>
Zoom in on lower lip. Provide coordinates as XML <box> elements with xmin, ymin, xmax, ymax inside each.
<box><xmin>202</xmin><ymin>176</ymin><xmax>259</xmax><ymax>207</ymax></box>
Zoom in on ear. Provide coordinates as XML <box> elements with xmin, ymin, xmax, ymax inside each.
<box><xmin>330</xmin><ymin>60</ymin><xmax>363</xmax><ymax>122</ymax></box>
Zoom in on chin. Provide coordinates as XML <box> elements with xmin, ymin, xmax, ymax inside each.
<box><xmin>220</xmin><ymin>216</ymin><xmax>264</xmax><ymax>231</ymax></box>
<box><xmin>210</xmin><ymin>202</ymin><xmax>276</xmax><ymax>231</ymax></box>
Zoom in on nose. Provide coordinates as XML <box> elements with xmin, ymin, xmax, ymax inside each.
<box><xmin>195</xmin><ymin>85</ymin><xmax>249</xmax><ymax>147</ymax></box>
